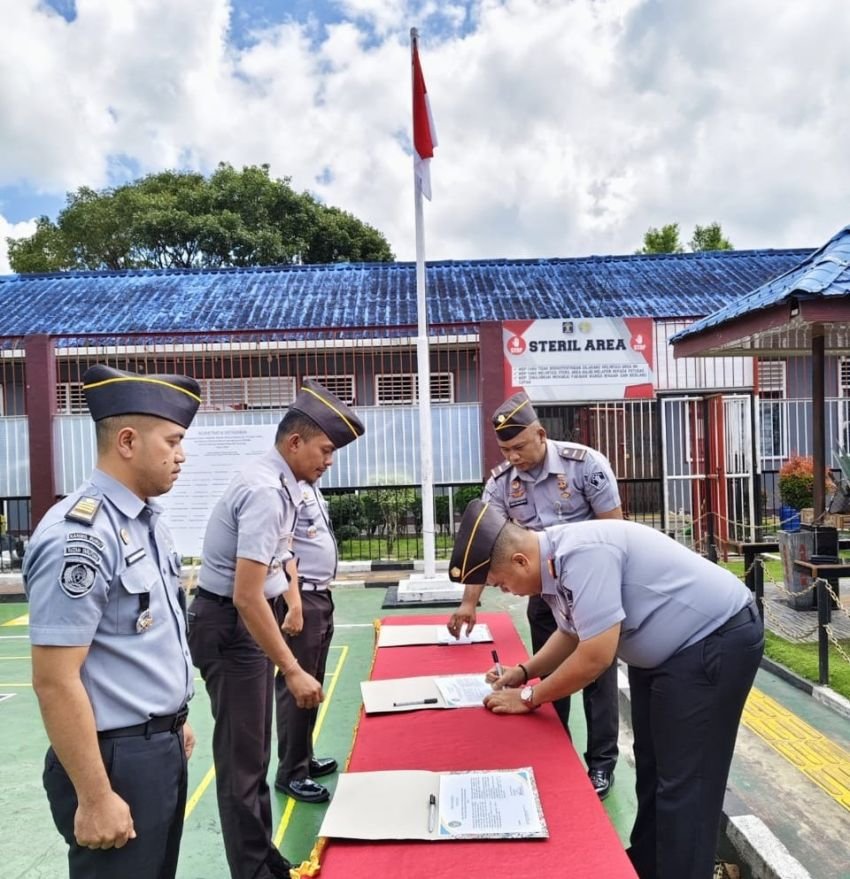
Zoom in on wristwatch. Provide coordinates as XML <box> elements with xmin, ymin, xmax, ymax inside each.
<box><xmin>520</xmin><ymin>685</ymin><xmax>538</xmax><ymax>710</ymax></box>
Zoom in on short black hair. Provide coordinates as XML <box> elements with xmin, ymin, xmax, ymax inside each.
<box><xmin>491</xmin><ymin>521</ymin><xmax>526</xmax><ymax>570</ymax></box>
<box><xmin>275</xmin><ymin>409</ymin><xmax>326</xmax><ymax>445</ymax></box>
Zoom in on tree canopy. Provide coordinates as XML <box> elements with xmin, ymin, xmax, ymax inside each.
<box><xmin>8</xmin><ymin>163</ymin><xmax>394</xmax><ymax>273</ymax></box>
<box><xmin>638</xmin><ymin>221</ymin><xmax>734</xmax><ymax>254</ymax></box>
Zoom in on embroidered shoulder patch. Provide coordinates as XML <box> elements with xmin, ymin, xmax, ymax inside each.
<box><xmin>65</xmin><ymin>497</ymin><xmax>102</xmax><ymax>525</ymax></box>
<box><xmin>559</xmin><ymin>446</ymin><xmax>587</xmax><ymax>462</ymax></box>
<box><xmin>490</xmin><ymin>461</ymin><xmax>511</xmax><ymax>479</ymax></box>
<box><xmin>60</xmin><ymin>561</ymin><xmax>97</xmax><ymax>599</ymax></box>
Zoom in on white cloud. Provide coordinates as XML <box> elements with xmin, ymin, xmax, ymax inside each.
<box><xmin>1</xmin><ymin>0</ymin><xmax>849</xmax><ymax>263</ymax></box>
<box><xmin>0</xmin><ymin>215</ymin><xmax>38</xmax><ymax>275</ymax></box>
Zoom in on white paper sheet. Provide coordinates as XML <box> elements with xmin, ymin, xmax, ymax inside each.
<box><xmin>433</xmin><ymin>674</ymin><xmax>493</xmax><ymax>708</ymax></box>
<box><xmin>377</xmin><ymin>623</ymin><xmax>493</xmax><ymax>648</ymax></box>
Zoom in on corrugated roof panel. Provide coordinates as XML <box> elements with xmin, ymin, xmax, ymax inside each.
<box><xmin>0</xmin><ymin>248</ymin><xmax>813</xmax><ymax>340</ymax></box>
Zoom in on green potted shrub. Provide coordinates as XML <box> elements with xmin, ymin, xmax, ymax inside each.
<box><xmin>778</xmin><ymin>454</ymin><xmax>815</xmax><ymax>528</ymax></box>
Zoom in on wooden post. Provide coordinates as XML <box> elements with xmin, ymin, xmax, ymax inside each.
<box><xmin>24</xmin><ymin>334</ymin><xmax>57</xmax><ymax>528</ymax></box>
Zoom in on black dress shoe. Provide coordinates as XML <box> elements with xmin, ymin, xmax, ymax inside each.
<box><xmin>277</xmin><ymin>777</ymin><xmax>330</xmax><ymax>803</ymax></box>
<box><xmin>588</xmin><ymin>768</ymin><xmax>614</xmax><ymax>800</ymax></box>
<box><xmin>309</xmin><ymin>756</ymin><xmax>338</xmax><ymax>778</ymax></box>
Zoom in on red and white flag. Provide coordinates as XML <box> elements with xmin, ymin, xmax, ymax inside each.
<box><xmin>412</xmin><ymin>40</ymin><xmax>437</xmax><ymax>200</ymax></box>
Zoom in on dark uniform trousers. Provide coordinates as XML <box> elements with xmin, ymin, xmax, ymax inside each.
<box><xmin>527</xmin><ymin>594</ymin><xmax>619</xmax><ymax>772</ymax></box>
<box><xmin>274</xmin><ymin>589</ymin><xmax>335</xmax><ymax>784</ymax></box>
<box><xmin>43</xmin><ymin>729</ymin><xmax>187</xmax><ymax>879</ymax></box>
<box><xmin>626</xmin><ymin>604</ymin><xmax>764</xmax><ymax>879</ymax></box>
<box><xmin>188</xmin><ymin>595</ymin><xmax>291</xmax><ymax>879</ymax></box>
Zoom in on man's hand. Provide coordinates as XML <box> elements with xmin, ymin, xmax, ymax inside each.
<box><xmin>447</xmin><ymin>602</ymin><xmax>477</xmax><ymax>639</ymax></box>
<box><xmin>74</xmin><ymin>790</ymin><xmax>136</xmax><ymax>850</ymax></box>
<box><xmin>281</xmin><ymin>604</ymin><xmax>304</xmax><ymax>637</ymax></box>
<box><xmin>485</xmin><ymin>664</ymin><xmax>526</xmax><ymax>690</ymax></box>
<box><xmin>182</xmin><ymin>721</ymin><xmax>196</xmax><ymax>760</ymax></box>
<box><xmin>483</xmin><ymin>688</ymin><xmax>533</xmax><ymax>715</ymax></box>
<box><xmin>283</xmin><ymin>667</ymin><xmax>324</xmax><ymax>709</ymax></box>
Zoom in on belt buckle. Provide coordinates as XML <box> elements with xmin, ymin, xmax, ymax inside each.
<box><xmin>171</xmin><ymin>706</ymin><xmax>189</xmax><ymax>733</ymax></box>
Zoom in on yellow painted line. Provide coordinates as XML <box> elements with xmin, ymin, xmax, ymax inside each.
<box><xmin>184</xmin><ymin>765</ymin><xmax>217</xmax><ymax>819</ymax></box>
<box><xmin>273</xmin><ymin>644</ymin><xmax>349</xmax><ymax>848</ymax></box>
<box><xmin>1</xmin><ymin>614</ymin><xmax>28</xmax><ymax>626</ymax></box>
<box><xmin>0</xmin><ymin>683</ymin><xmax>32</xmax><ymax>687</ymax></box>
<box><xmin>183</xmin><ymin>645</ymin><xmax>349</xmax><ymax>827</ymax></box>
<box><xmin>0</xmin><ymin>656</ymin><xmax>30</xmax><ymax>660</ymax></box>
<box><xmin>743</xmin><ymin>687</ymin><xmax>850</xmax><ymax>812</ymax></box>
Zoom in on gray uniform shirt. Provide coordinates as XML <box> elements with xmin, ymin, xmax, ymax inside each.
<box><xmin>483</xmin><ymin>439</ymin><xmax>620</xmax><ymax>529</ymax></box>
<box><xmin>199</xmin><ymin>447</ymin><xmax>302</xmax><ymax>599</ymax></box>
<box><xmin>293</xmin><ymin>481</ymin><xmax>336</xmax><ymax>585</ymax></box>
<box><xmin>24</xmin><ymin>469</ymin><xmax>193</xmax><ymax>730</ymax></box>
<box><xmin>538</xmin><ymin>520</ymin><xmax>751</xmax><ymax>668</ymax></box>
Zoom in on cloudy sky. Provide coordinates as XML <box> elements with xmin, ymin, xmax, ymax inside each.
<box><xmin>1</xmin><ymin>0</ymin><xmax>849</xmax><ymax>274</ymax></box>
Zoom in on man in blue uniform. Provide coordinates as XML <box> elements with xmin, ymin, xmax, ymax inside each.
<box><xmin>447</xmin><ymin>392</ymin><xmax>621</xmax><ymax>797</ymax></box>
<box><xmin>189</xmin><ymin>380</ymin><xmax>364</xmax><ymax>879</ymax></box>
<box><xmin>24</xmin><ymin>364</ymin><xmax>202</xmax><ymax>879</ymax></box>
<box><xmin>449</xmin><ymin>500</ymin><xmax>764</xmax><ymax>879</ymax></box>
<box><xmin>272</xmin><ymin>387</ymin><xmax>364</xmax><ymax>802</ymax></box>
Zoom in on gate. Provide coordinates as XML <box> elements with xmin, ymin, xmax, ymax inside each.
<box><xmin>661</xmin><ymin>394</ymin><xmax>755</xmax><ymax>553</ymax></box>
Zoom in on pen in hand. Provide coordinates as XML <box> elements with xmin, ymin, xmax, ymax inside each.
<box><xmin>491</xmin><ymin>649</ymin><xmax>504</xmax><ymax>678</ymax></box>
<box><xmin>427</xmin><ymin>793</ymin><xmax>437</xmax><ymax>833</ymax></box>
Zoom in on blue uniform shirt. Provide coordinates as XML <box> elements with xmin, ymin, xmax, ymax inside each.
<box><xmin>24</xmin><ymin>469</ymin><xmax>193</xmax><ymax>730</ymax></box>
<box><xmin>199</xmin><ymin>447</ymin><xmax>302</xmax><ymax>599</ymax></box>
<box><xmin>538</xmin><ymin>520</ymin><xmax>751</xmax><ymax>668</ymax></box>
<box><xmin>483</xmin><ymin>439</ymin><xmax>621</xmax><ymax>529</ymax></box>
<box><xmin>293</xmin><ymin>481</ymin><xmax>336</xmax><ymax>584</ymax></box>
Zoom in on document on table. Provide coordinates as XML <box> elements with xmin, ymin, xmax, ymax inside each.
<box><xmin>377</xmin><ymin>623</ymin><xmax>493</xmax><ymax>647</ymax></box>
<box><xmin>360</xmin><ymin>674</ymin><xmax>493</xmax><ymax>713</ymax></box>
<box><xmin>318</xmin><ymin>767</ymin><xmax>548</xmax><ymax>841</ymax></box>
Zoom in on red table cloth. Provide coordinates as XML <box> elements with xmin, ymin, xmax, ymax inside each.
<box><xmin>315</xmin><ymin>612</ymin><xmax>637</xmax><ymax>878</ymax></box>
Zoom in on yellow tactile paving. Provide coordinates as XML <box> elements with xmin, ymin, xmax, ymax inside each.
<box><xmin>743</xmin><ymin>687</ymin><xmax>850</xmax><ymax>812</ymax></box>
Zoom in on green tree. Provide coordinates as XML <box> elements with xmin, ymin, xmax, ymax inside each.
<box><xmin>689</xmin><ymin>222</ymin><xmax>733</xmax><ymax>252</ymax></box>
<box><xmin>326</xmin><ymin>492</ymin><xmax>365</xmax><ymax>542</ymax></box>
<box><xmin>453</xmin><ymin>484</ymin><xmax>484</xmax><ymax>515</ymax></box>
<box><xmin>8</xmin><ymin>163</ymin><xmax>393</xmax><ymax>273</ymax></box>
<box><xmin>638</xmin><ymin>223</ymin><xmax>684</xmax><ymax>254</ymax></box>
<box><xmin>638</xmin><ymin>221</ymin><xmax>734</xmax><ymax>255</ymax></box>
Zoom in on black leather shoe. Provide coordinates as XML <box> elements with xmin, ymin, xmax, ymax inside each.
<box><xmin>309</xmin><ymin>756</ymin><xmax>338</xmax><ymax>778</ymax></box>
<box><xmin>589</xmin><ymin>768</ymin><xmax>614</xmax><ymax>800</ymax></box>
<box><xmin>277</xmin><ymin>777</ymin><xmax>330</xmax><ymax>803</ymax></box>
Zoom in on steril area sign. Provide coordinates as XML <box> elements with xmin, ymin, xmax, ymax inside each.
<box><xmin>502</xmin><ymin>317</ymin><xmax>655</xmax><ymax>401</ymax></box>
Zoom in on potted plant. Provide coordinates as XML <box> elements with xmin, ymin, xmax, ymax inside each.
<box><xmin>778</xmin><ymin>455</ymin><xmax>813</xmax><ymax>530</ymax></box>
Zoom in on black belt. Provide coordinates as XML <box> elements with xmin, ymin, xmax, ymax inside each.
<box><xmin>99</xmin><ymin>706</ymin><xmax>188</xmax><ymax>740</ymax></box>
<box><xmin>714</xmin><ymin>603</ymin><xmax>756</xmax><ymax>636</ymax></box>
<box><xmin>196</xmin><ymin>586</ymin><xmax>233</xmax><ymax>604</ymax></box>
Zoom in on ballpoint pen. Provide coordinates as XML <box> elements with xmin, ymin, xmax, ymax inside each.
<box><xmin>491</xmin><ymin>649</ymin><xmax>504</xmax><ymax>678</ymax></box>
<box><xmin>427</xmin><ymin>793</ymin><xmax>437</xmax><ymax>833</ymax></box>
<box><xmin>393</xmin><ymin>698</ymin><xmax>439</xmax><ymax>707</ymax></box>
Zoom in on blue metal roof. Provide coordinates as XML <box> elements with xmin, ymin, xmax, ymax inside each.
<box><xmin>0</xmin><ymin>248</ymin><xmax>812</xmax><ymax>341</ymax></box>
<box><xmin>672</xmin><ymin>226</ymin><xmax>850</xmax><ymax>343</ymax></box>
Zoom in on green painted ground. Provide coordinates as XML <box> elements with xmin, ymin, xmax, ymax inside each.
<box><xmin>0</xmin><ymin>589</ymin><xmax>637</xmax><ymax>878</ymax></box>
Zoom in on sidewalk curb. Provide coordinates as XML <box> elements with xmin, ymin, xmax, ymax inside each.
<box><xmin>616</xmin><ymin>665</ymin><xmax>813</xmax><ymax>879</ymax></box>
<box><xmin>760</xmin><ymin>656</ymin><xmax>850</xmax><ymax>721</ymax></box>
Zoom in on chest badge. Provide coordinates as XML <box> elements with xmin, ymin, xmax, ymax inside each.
<box><xmin>556</xmin><ymin>475</ymin><xmax>571</xmax><ymax>499</ymax></box>
<box><xmin>306</xmin><ymin>522</ymin><xmax>318</xmax><ymax>539</ymax></box>
<box><xmin>136</xmin><ymin>609</ymin><xmax>154</xmax><ymax>633</ymax></box>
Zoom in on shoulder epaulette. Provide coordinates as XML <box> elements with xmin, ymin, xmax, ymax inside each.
<box><xmin>490</xmin><ymin>461</ymin><xmax>512</xmax><ymax>480</ymax></box>
<box><xmin>559</xmin><ymin>445</ymin><xmax>588</xmax><ymax>463</ymax></box>
<box><xmin>65</xmin><ymin>496</ymin><xmax>102</xmax><ymax>525</ymax></box>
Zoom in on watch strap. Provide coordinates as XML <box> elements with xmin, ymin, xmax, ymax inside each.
<box><xmin>518</xmin><ymin>663</ymin><xmax>529</xmax><ymax>684</ymax></box>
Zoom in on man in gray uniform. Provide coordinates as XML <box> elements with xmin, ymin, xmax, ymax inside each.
<box><xmin>273</xmin><ymin>466</ymin><xmax>347</xmax><ymax>802</ymax></box>
<box><xmin>189</xmin><ymin>380</ymin><xmax>364</xmax><ymax>879</ymax></box>
<box><xmin>24</xmin><ymin>364</ymin><xmax>202</xmax><ymax>879</ymax></box>
<box><xmin>447</xmin><ymin>392</ymin><xmax>621</xmax><ymax>797</ymax></box>
<box><xmin>450</xmin><ymin>500</ymin><xmax>764</xmax><ymax>879</ymax></box>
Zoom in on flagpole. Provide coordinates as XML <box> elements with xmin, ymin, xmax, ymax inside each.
<box><xmin>411</xmin><ymin>27</ymin><xmax>437</xmax><ymax>579</ymax></box>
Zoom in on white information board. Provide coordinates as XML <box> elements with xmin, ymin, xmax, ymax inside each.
<box><xmin>158</xmin><ymin>424</ymin><xmax>276</xmax><ymax>557</ymax></box>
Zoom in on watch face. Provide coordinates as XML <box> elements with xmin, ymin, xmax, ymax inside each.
<box><xmin>520</xmin><ymin>685</ymin><xmax>534</xmax><ymax>704</ymax></box>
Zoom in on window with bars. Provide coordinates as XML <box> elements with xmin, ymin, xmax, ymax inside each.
<box><xmin>374</xmin><ymin>372</ymin><xmax>454</xmax><ymax>405</ymax></box>
<box><xmin>839</xmin><ymin>357</ymin><xmax>850</xmax><ymax>397</ymax></box>
<box><xmin>199</xmin><ymin>377</ymin><xmax>297</xmax><ymax>411</ymax></box>
<box><xmin>304</xmin><ymin>375</ymin><xmax>356</xmax><ymax>405</ymax></box>
<box><xmin>757</xmin><ymin>360</ymin><xmax>786</xmax><ymax>461</ymax></box>
<box><xmin>57</xmin><ymin>382</ymin><xmax>87</xmax><ymax>414</ymax></box>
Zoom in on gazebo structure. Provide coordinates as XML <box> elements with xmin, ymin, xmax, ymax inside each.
<box><xmin>672</xmin><ymin>224</ymin><xmax>850</xmax><ymax>520</ymax></box>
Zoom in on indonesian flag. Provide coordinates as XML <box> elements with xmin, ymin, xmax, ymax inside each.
<box><xmin>412</xmin><ymin>40</ymin><xmax>437</xmax><ymax>200</ymax></box>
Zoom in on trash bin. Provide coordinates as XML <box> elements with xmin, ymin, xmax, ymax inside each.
<box><xmin>777</xmin><ymin>528</ymin><xmax>815</xmax><ymax>610</ymax></box>
<box><xmin>809</xmin><ymin>553</ymin><xmax>841</xmax><ymax>611</ymax></box>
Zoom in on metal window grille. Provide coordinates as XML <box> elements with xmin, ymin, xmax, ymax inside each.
<box><xmin>839</xmin><ymin>357</ymin><xmax>850</xmax><ymax>397</ymax></box>
<box><xmin>303</xmin><ymin>374</ymin><xmax>356</xmax><ymax>405</ymax></box>
<box><xmin>57</xmin><ymin>382</ymin><xmax>87</xmax><ymax>414</ymax></box>
<box><xmin>199</xmin><ymin>376</ymin><xmax>296</xmax><ymax>411</ymax></box>
<box><xmin>757</xmin><ymin>360</ymin><xmax>786</xmax><ymax>398</ymax></box>
<box><xmin>375</xmin><ymin>372</ymin><xmax>454</xmax><ymax>405</ymax></box>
